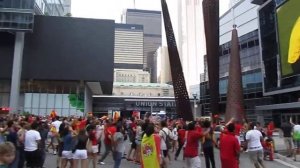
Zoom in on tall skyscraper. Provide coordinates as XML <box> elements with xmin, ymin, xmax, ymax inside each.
<box><xmin>114</xmin><ymin>24</ymin><xmax>144</xmax><ymax>69</ymax></box>
<box><xmin>124</xmin><ymin>9</ymin><xmax>162</xmax><ymax>82</ymax></box>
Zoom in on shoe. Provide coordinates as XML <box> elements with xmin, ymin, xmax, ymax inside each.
<box><xmin>53</xmin><ymin>151</ymin><xmax>57</xmax><ymax>155</ymax></box>
<box><xmin>100</xmin><ymin>162</ymin><xmax>105</xmax><ymax>165</ymax></box>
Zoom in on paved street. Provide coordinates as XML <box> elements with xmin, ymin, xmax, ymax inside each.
<box><xmin>44</xmin><ymin>141</ymin><xmax>292</xmax><ymax>168</ymax></box>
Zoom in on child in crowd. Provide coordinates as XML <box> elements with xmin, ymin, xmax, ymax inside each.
<box><xmin>0</xmin><ymin>142</ymin><xmax>16</xmax><ymax>168</ymax></box>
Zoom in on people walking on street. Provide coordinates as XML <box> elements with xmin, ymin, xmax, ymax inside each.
<box><xmin>112</xmin><ymin>123</ymin><xmax>126</xmax><ymax>168</ymax></box>
<box><xmin>219</xmin><ymin>123</ymin><xmax>240</xmax><ymax>168</ymax></box>
<box><xmin>290</xmin><ymin>117</ymin><xmax>300</xmax><ymax>161</ymax></box>
<box><xmin>184</xmin><ymin>122</ymin><xmax>210</xmax><ymax>168</ymax></box>
<box><xmin>24</xmin><ymin>122</ymin><xmax>42</xmax><ymax>168</ymax></box>
<box><xmin>159</xmin><ymin>120</ymin><xmax>173</xmax><ymax>168</ymax></box>
<box><xmin>175</xmin><ymin>124</ymin><xmax>186</xmax><ymax>160</ymax></box>
<box><xmin>73</xmin><ymin>129</ymin><xmax>88</xmax><ymax>168</ymax></box>
<box><xmin>280</xmin><ymin>118</ymin><xmax>293</xmax><ymax>157</ymax></box>
<box><xmin>245</xmin><ymin>122</ymin><xmax>265</xmax><ymax>168</ymax></box>
<box><xmin>141</xmin><ymin>123</ymin><xmax>161</xmax><ymax>168</ymax></box>
<box><xmin>126</xmin><ymin>118</ymin><xmax>137</xmax><ymax>161</ymax></box>
<box><xmin>98</xmin><ymin>119</ymin><xmax>116</xmax><ymax>165</ymax></box>
<box><xmin>87</xmin><ymin>124</ymin><xmax>98</xmax><ymax>168</ymax></box>
<box><xmin>202</xmin><ymin>120</ymin><xmax>216</xmax><ymax>168</ymax></box>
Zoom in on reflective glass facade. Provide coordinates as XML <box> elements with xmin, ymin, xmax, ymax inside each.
<box><xmin>200</xmin><ymin>30</ymin><xmax>272</xmax><ymax>120</ymax></box>
<box><xmin>0</xmin><ymin>0</ymin><xmax>34</xmax><ymax>31</ymax></box>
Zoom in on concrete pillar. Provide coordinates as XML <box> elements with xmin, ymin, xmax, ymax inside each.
<box><xmin>84</xmin><ymin>85</ymin><xmax>93</xmax><ymax>115</ymax></box>
<box><xmin>9</xmin><ymin>32</ymin><xmax>25</xmax><ymax>114</ymax></box>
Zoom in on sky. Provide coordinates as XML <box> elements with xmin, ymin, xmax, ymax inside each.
<box><xmin>72</xmin><ymin>0</ymin><xmax>231</xmax><ymax>22</ymax></box>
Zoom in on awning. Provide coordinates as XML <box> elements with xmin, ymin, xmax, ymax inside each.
<box><xmin>256</xmin><ymin>102</ymin><xmax>300</xmax><ymax>110</ymax></box>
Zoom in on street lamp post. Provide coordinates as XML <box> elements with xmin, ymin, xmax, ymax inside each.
<box><xmin>193</xmin><ymin>93</ymin><xmax>198</xmax><ymax>119</ymax></box>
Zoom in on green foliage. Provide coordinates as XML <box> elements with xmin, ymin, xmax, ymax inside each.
<box><xmin>68</xmin><ymin>94</ymin><xmax>84</xmax><ymax>112</ymax></box>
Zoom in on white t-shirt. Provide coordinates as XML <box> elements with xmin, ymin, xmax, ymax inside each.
<box><xmin>172</xmin><ymin>127</ymin><xmax>178</xmax><ymax>141</ymax></box>
<box><xmin>52</xmin><ymin>120</ymin><xmax>62</xmax><ymax>131</ymax></box>
<box><xmin>159</xmin><ymin>127</ymin><xmax>172</xmax><ymax>150</ymax></box>
<box><xmin>245</xmin><ymin>129</ymin><xmax>263</xmax><ymax>151</ymax></box>
<box><xmin>25</xmin><ymin>130</ymin><xmax>41</xmax><ymax>151</ymax></box>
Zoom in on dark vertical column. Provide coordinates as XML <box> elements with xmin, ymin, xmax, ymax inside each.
<box><xmin>161</xmin><ymin>0</ymin><xmax>193</xmax><ymax>121</ymax></box>
<box><xmin>225</xmin><ymin>26</ymin><xmax>245</xmax><ymax>122</ymax></box>
<box><xmin>203</xmin><ymin>0</ymin><xmax>220</xmax><ymax>121</ymax></box>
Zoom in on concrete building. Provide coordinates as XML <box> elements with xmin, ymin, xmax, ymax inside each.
<box><xmin>124</xmin><ymin>9</ymin><xmax>162</xmax><ymax>82</ymax></box>
<box><xmin>0</xmin><ymin>15</ymin><xmax>115</xmax><ymax>116</ymax></box>
<box><xmin>156</xmin><ymin>46</ymin><xmax>172</xmax><ymax>84</ymax></box>
<box><xmin>161</xmin><ymin>0</ymin><xmax>206</xmax><ymax>92</ymax></box>
<box><xmin>114</xmin><ymin>69</ymin><xmax>150</xmax><ymax>83</ymax></box>
<box><xmin>113</xmin><ymin>82</ymin><xmax>174</xmax><ymax>97</ymax></box>
<box><xmin>114</xmin><ymin>24</ymin><xmax>144</xmax><ymax>69</ymax></box>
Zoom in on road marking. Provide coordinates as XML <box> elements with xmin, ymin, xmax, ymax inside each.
<box><xmin>274</xmin><ymin>159</ymin><xmax>299</xmax><ymax>168</ymax></box>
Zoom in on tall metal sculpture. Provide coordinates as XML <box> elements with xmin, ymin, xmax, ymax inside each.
<box><xmin>225</xmin><ymin>25</ymin><xmax>245</xmax><ymax>122</ymax></box>
<box><xmin>161</xmin><ymin>0</ymin><xmax>193</xmax><ymax>121</ymax></box>
<box><xmin>203</xmin><ymin>0</ymin><xmax>220</xmax><ymax>122</ymax></box>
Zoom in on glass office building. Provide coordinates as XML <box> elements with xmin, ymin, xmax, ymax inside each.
<box><xmin>200</xmin><ymin>30</ymin><xmax>272</xmax><ymax>121</ymax></box>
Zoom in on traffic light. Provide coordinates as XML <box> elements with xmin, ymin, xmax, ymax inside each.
<box><xmin>0</xmin><ymin>107</ymin><xmax>10</xmax><ymax>114</ymax></box>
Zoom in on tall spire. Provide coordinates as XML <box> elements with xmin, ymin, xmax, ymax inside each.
<box><xmin>161</xmin><ymin>0</ymin><xmax>194</xmax><ymax>121</ymax></box>
<box><xmin>225</xmin><ymin>25</ymin><xmax>245</xmax><ymax>122</ymax></box>
<box><xmin>203</xmin><ymin>0</ymin><xmax>220</xmax><ymax>122</ymax></box>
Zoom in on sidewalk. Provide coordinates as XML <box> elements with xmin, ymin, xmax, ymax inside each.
<box><xmin>273</xmin><ymin>135</ymin><xmax>300</xmax><ymax>168</ymax></box>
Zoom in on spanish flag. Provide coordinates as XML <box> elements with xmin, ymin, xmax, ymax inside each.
<box><xmin>141</xmin><ymin>134</ymin><xmax>160</xmax><ymax>168</ymax></box>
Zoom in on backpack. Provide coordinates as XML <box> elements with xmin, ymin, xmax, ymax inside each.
<box><xmin>162</xmin><ymin>129</ymin><xmax>172</xmax><ymax>150</ymax></box>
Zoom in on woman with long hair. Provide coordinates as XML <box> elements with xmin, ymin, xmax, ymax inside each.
<box><xmin>202</xmin><ymin>120</ymin><xmax>216</xmax><ymax>168</ymax></box>
<box><xmin>61</xmin><ymin>126</ymin><xmax>75</xmax><ymax>168</ymax></box>
<box><xmin>87</xmin><ymin>124</ymin><xmax>98</xmax><ymax>168</ymax></box>
<box><xmin>73</xmin><ymin>129</ymin><xmax>88</xmax><ymax>168</ymax></box>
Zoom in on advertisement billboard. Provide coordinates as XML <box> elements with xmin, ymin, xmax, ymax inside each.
<box><xmin>277</xmin><ymin>0</ymin><xmax>300</xmax><ymax>77</ymax></box>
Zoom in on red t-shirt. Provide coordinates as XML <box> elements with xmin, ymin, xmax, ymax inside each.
<box><xmin>219</xmin><ymin>132</ymin><xmax>240</xmax><ymax>168</ymax></box>
<box><xmin>195</xmin><ymin>125</ymin><xmax>202</xmax><ymax>133</ymax></box>
<box><xmin>104</xmin><ymin>126</ymin><xmax>116</xmax><ymax>145</ymax></box>
<box><xmin>178</xmin><ymin>129</ymin><xmax>186</xmax><ymax>144</ymax></box>
<box><xmin>184</xmin><ymin>130</ymin><xmax>202</xmax><ymax>158</ymax></box>
<box><xmin>78</xmin><ymin>120</ymin><xmax>87</xmax><ymax>130</ymax></box>
<box><xmin>89</xmin><ymin>130</ymin><xmax>98</xmax><ymax>146</ymax></box>
<box><xmin>235</xmin><ymin>124</ymin><xmax>242</xmax><ymax>136</ymax></box>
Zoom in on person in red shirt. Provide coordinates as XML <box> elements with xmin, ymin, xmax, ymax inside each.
<box><xmin>219</xmin><ymin>123</ymin><xmax>240</xmax><ymax>168</ymax></box>
<box><xmin>98</xmin><ymin>119</ymin><xmax>116</xmax><ymax>165</ymax></box>
<box><xmin>175</xmin><ymin>124</ymin><xmax>186</xmax><ymax>160</ymax></box>
<box><xmin>184</xmin><ymin>122</ymin><xmax>210</xmax><ymax>168</ymax></box>
<box><xmin>88</xmin><ymin>124</ymin><xmax>98</xmax><ymax>168</ymax></box>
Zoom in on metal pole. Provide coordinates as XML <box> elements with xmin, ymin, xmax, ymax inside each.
<box><xmin>9</xmin><ymin>32</ymin><xmax>25</xmax><ymax>114</ymax></box>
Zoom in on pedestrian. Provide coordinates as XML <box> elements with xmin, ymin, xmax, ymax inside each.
<box><xmin>290</xmin><ymin>117</ymin><xmax>300</xmax><ymax>161</ymax></box>
<box><xmin>38</xmin><ymin>121</ymin><xmax>49</xmax><ymax>167</ymax></box>
<box><xmin>24</xmin><ymin>122</ymin><xmax>42</xmax><ymax>168</ymax></box>
<box><xmin>175</xmin><ymin>124</ymin><xmax>185</xmax><ymax>160</ymax></box>
<box><xmin>134</xmin><ymin>120</ymin><xmax>144</xmax><ymax>165</ymax></box>
<box><xmin>98</xmin><ymin>119</ymin><xmax>116</xmax><ymax>165</ymax></box>
<box><xmin>202</xmin><ymin>120</ymin><xmax>216</xmax><ymax>168</ymax></box>
<box><xmin>159</xmin><ymin>120</ymin><xmax>173</xmax><ymax>168</ymax></box>
<box><xmin>126</xmin><ymin>118</ymin><xmax>137</xmax><ymax>161</ymax></box>
<box><xmin>6</xmin><ymin>120</ymin><xmax>18</xmax><ymax>168</ymax></box>
<box><xmin>61</xmin><ymin>126</ymin><xmax>75</xmax><ymax>168</ymax></box>
<box><xmin>184</xmin><ymin>122</ymin><xmax>210</xmax><ymax>168</ymax></box>
<box><xmin>0</xmin><ymin>142</ymin><xmax>16</xmax><ymax>168</ymax></box>
<box><xmin>112</xmin><ymin>124</ymin><xmax>126</xmax><ymax>168</ymax></box>
<box><xmin>141</xmin><ymin>123</ymin><xmax>161</xmax><ymax>168</ymax></box>
<box><xmin>219</xmin><ymin>123</ymin><xmax>240</xmax><ymax>168</ymax></box>
<box><xmin>87</xmin><ymin>124</ymin><xmax>98</xmax><ymax>168</ymax></box>
<box><xmin>245</xmin><ymin>122</ymin><xmax>265</xmax><ymax>168</ymax></box>
<box><xmin>73</xmin><ymin>129</ymin><xmax>88</xmax><ymax>168</ymax></box>
<box><xmin>280</xmin><ymin>118</ymin><xmax>293</xmax><ymax>157</ymax></box>
<box><xmin>16</xmin><ymin>122</ymin><xmax>27</xmax><ymax>168</ymax></box>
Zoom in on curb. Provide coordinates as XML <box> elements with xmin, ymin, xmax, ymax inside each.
<box><xmin>275</xmin><ymin>153</ymin><xmax>300</xmax><ymax>168</ymax></box>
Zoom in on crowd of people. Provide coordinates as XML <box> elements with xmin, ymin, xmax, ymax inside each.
<box><xmin>0</xmin><ymin>113</ymin><xmax>299</xmax><ymax>168</ymax></box>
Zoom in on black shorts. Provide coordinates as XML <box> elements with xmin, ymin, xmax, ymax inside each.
<box><xmin>131</xmin><ymin>141</ymin><xmax>137</xmax><ymax>149</ymax></box>
<box><xmin>162</xmin><ymin>150</ymin><xmax>168</xmax><ymax>157</ymax></box>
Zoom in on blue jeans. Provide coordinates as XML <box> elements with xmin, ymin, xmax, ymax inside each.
<box><xmin>113</xmin><ymin>152</ymin><xmax>122</xmax><ymax>168</ymax></box>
